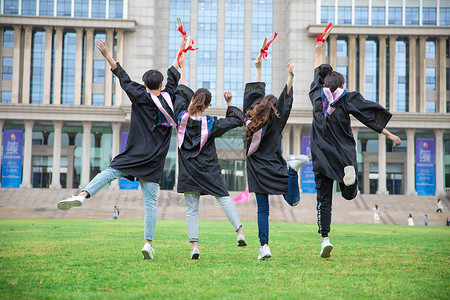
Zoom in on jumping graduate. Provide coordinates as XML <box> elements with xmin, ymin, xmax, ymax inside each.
<box><xmin>57</xmin><ymin>37</ymin><xmax>187</xmax><ymax>260</ymax></box>
<box><xmin>174</xmin><ymin>53</ymin><xmax>247</xmax><ymax>260</ymax></box>
<box><xmin>244</xmin><ymin>55</ymin><xmax>309</xmax><ymax>261</ymax></box>
<box><xmin>310</xmin><ymin>42</ymin><xmax>401</xmax><ymax>258</ymax></box>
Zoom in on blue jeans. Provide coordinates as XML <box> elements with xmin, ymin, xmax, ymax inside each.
<box><xmin>83</xmin><ymin>167</ymin><xmax>159</xmax><ymax>241</ymax></box>
<box><xmin>184</xmin><ymin>192</ymin><xmax>242</xmax><ymax>242</ymax></box>
<box><xmin>255</xmin><ymin>168</ymin><xmax>299</xmax><ymax>246</ymax></box>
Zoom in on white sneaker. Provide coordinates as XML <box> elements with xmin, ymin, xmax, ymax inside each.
<box><xmin>142</xmin><ymin>243</ymin><xmax>155</xmax><ymax>260</ymax></box>
<box><xmin>237</xmin><ymin>234</ymin><xmax>247</xmax><ymax>247</ymax></box>
<box><xmin>57</xmin><ymin>195</ymin><xmax>85</xmax><ymax>211</ymax></box>
<box><xmin>320</xmin><ymin>237</ymin><xmax>333</xmax><ymax>258</ymax></box>
<box><xmin>285</xmin><ymin>155</ymin><xmax>309</xmax><ymax>172</ymax></box>
<box><xmin>258</xmin><ymin>245</ymin><xmax>272</xmax><ymax>260</ymax></box>
<box><xmin>190</xmin><ymin>248</ymin><xmax>200</xmax><ymax>260</ymax></box>
<box><xmin>343</xmin><ymin>166</ymin><xmax>356</xmax><ymax>186</ymax></box>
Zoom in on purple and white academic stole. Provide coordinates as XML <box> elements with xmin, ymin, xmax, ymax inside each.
<box><xmin>321</xmin><ymin>87</ymin><xmax>347</xmax><ymax>118</ymax></box>
<box><xmin>177</xmin><ymin>111</ymin><xmax>209</xmax><ymax>158</ymax></box>
<box><xmin>246</xmin><ymin>119</ymin><xmax>268</xmax><ymax>157</ymax></box>
<box><xmin>150</xmin><ymin>92</ymin><xmax>176</xmax><ymax>127</ymax></box>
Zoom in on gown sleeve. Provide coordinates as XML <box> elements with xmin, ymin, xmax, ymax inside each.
<box><xmin>209</xmin><ymin>106</ymin><xmax>245</xmax><ymax>139</ymax></box>
<box><xmin>274</xmin><ymin>84</ymin><xmax>294</xmax><ymax>130</ymax></box>
<box><xmin>243</xmin><ymin>82</ymin><xmax>266</xmax><ymax>112</ymax></box>
<box><xmin>174</xmin><ymin>84</ymin><xmax>194</xmax><ymax>118</ymax></box>
<box><xmin>346</xmin><ymin>92</ymin><xmax>392</xmax><ymax>133</ymax></box>
<box><xmin>309</xmin><ymin>64</ymin><xmax>333</xmax><ymax>108</ymax></box>
<box><xmin>162</xmin><ymin>66</ymin><xmax>181</xmax><ymax>100</ymax></box>
<box><xmin>112</xmin><ymin>62</ymin><xmax>148</xmax><ymax>104</ymax></box>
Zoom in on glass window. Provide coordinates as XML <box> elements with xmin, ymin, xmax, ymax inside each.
<box><xmin>74</xmin><ymin>0</ymin><xmax>89</xmax><ymax>17</ymax></box>
<box><xmin>447</xmin><ymin>68</ymin><xmax>450</xmax><ymax>91</ymax></box>
<box><xmin>355</xmin><ymin>7</ymin><xmax>368</xmax><ymax>25</ymax></box>
<box><xmin>405</xmin><ymin>7</ymin><xmax>419</xmax><ymax>25</ymax></box>
<box><xmin>2</xmin><ymin>57</ymin><xmax>13</xmax><ymax>80</ymax></box>
<box><xmin>372</xmin><ymin>7</ymin><xmax>385</xmax><ymax>25</ymax></box>
<box><xmin>395</xmin><ymin>40</ymin><xmax>408</xmax><ymax>112</ymax></box>
<box><xmin>426</xmin><ymin>68</ymin><xmax>436</xmax><ymax>90</ymax></box>
<box><xmin>388</xmin><ymin>7</ymin><xmax>402</xmax><ymax>25</ymax></box>
<box><xmin>3</xmin><ymin>29</ymin><xmax>14</xmax><ymax>48</ymax></box>
<box><xmin>426</xmin><ymin>40</ymin><xmax>436</xmax><ymax>59</ymax></box>
<box><xmin>93</xmin><ymin>94</ymin><xmax>104</xmax><ymax>106</ymax></box>
<box><xmin>1</xmin><ymin>91</ymin><xmax>12</xmax><ymax>103</ymax></box>
<box><xmin>426</xmin><ymin>101</ymin><xmax>435</xmax><ymax>113</ymax></box>
<box><xmin>22</xmin><ymin>0</ymin><xmax>37</xmax><ymax>15</ymax></box>
<box><xmin>197</xmin><ymin>0</ymin><xmax>218</xmax><ymax>104</ymax></box>
<box><xmin>321</xmin><ymin>6</ymin><xmax>335</xmax><ymax>24</ymax></box>
<box><xmin>441</xmin><ymin>8</ymin><xmax>450</xmax><ymax>26</ymax></box>
<box><xmin>93</xmin><ymin>60</ymin><xmax>105</xmax><ymax>83</ymax></box>
<box><xmin>31</xmin><ymin>31</ymin><xmax>46</xmax><ymax>104</ymax></box>
<box><xmin>4</xmin><ymin>0</ymin><xmax>19</xmax><ymax>14</ymax></box>
<box><xmin>423</xmin><ymin>8</ymin><xmax>436</xmax><ymax>26</ymax></box>
<box><xmin>61</xmin><ymin>32</ymin><xmax>77</xmax><ymax>105</ymax></box>
<box><xmin>336</xmin><ymin>39</ymin><xmax>347</xmax><ymax>57</ymax></box>
<box><xmin>336</xmin><ymin>66</ymin><xmax>347</xmax><ymax>89</ymax></box>
<box><xmin>57</xmin><ymin>0</ymin><xmax>72</xmax><ymax>17</ymax></box>
<box><xmin>92</xmin><ymin>0</ymin><xmax>106</xmax><ymax>18</ymax></box>
<box><xmin>251</xmin><ymin>0</ymin><xmax>273</xmax><ymax>94</ymax></box>
<box><xmin>365</xmin><ymin>40</ymin><xmax>378</xmax><ymax>102</ymax></box>
<box><xmin>338</xmin><ymin>6</ymin><xmax>351</xmax><ymax>25</ymax></box>
<box><xmin>109</xmin><ymin>0</ymin><xmax>123</xmax><ymax>19</ymax></box>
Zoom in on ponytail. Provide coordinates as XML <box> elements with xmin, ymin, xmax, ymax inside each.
<box><xmin>188</xmin><ymin>88</ymin><xmax>212</xmax><ymax>116</ymax></box>
<box><xmin>244</xmin><ymin>94</ymin><xmax>280</xmax><ymax>140</ymax></box>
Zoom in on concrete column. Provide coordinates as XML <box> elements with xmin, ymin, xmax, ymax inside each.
<box><xmin>329</xmin><ymin>35</ymin><xmax>337</xmax><ymax>68</ymax></box>
<box><xmin>408</xmin><ymin>36</ymin><xmax>417</xmax><ymax>112</ymax></box>
<box><xmin>104</xmin><ymin>30</ymin><xmax>114</xmax><ymax>106</ymax></box>
<box><xmin>84</xmin><ymin>28</ymin><xmax>94</xmax><ymax>106</ymax></box>
<box><xmin>282</xmin><ymin>125</ymin><xmax>291</xmax><ymax>156</ymax></box>
<box><xmin>189</xmin><ymin>0</ymin><xmax>198</xmax><ymax>90</ymax></box>
<box><xmin>348</xmin><ymin>35</ymin><xmax>357</xmax><ymax>91</ymax></box>
<box><xmin>215</xmin><ymin>0</ymin><xmax>225</xmax><ymax>107</ymax></box>
<box><xmin>50</xmin><ymin>121</ymin><xmax>63</xmax><ymax>189</ymax></box>
<box><xmin>22</xmin><ymin>26</ymin><xmax>33</xmax><ymax>104</ymax></box>
<box><xmin>20</xmin><ymin>120</ymin><xmax>34</xmax><ymax>188</ymax></box>
<box><xmin>11</xmin><ymin>25</ymin><xmax>22</xmax><ymax>104</ymax></box>
<box><xmin>405</xmin><ymin>128</ymin><xmax>417</xmax><ymax>195</ymax></box>
<box><xmin>438</xmin><ymin>36</ymin><xmax>447</xmax><ymax>113</ymax></box>
<box><xmin>376</xmin><ymin>133</ymin><xmax>388</xmax><ymax>195</ymax></box>
<box><xmin>293</xmin><ymin>125</ymin><xmax>302</xmax><ymax>156</ymax></box>
<box><xmin>388</xmin><ymin>35</ymin><xmax>397</xmax><ymax>112</ymax></box>
<box><xmin>53</xmin><ymin>27</ymin><xmax>64</xmax><ymax>105</ymax></box>
<box><xmin>109</xmin><ymin>122</ymin><xmax>121</xmax><ymax>189</ymax></box>
<box><xmin>243</xmin><ymin>0</ymin><xmax>252</xmax><ymax>84</ymax></box>
<box><xmin>74</xmin><ymin>28</ymin><xmax>84</xmax><ymax>106</ymax></box>
<box><xmin>115</xmin><ymin>29</ymin><xmax>124</xmax><ymax>106</ymax></box>
<box><xmin>80</xmin><ymin>121</ymin><xmax>92</xmax><ymax>188</ymax></box>
<box><xmin>43</xmin><ymin>26</ymin><xmax>53</xmax><ymax>105</ymax></box>
<box><xmin>435</xmin><ymin>129</ymin><xmax>445</xmax><ymax>195</ymax></box>
<box><xmin>418</xmin><ymin>36</ymin><xmax>427</xmax><ymax>113</ymax></box>
<box><xmin>358</xmin><ymin>35</ymin><xmax>367</xmax><ymax>96</ymax></box>
<box><xmin>378</xmin><ymin>35</ymin><xmax>387</xmax><ymax>107</ymax></box>
<box><xmin>0</xmin><ymin>120</ymin><xmax>4</xmax><ymax>187</ymax></box>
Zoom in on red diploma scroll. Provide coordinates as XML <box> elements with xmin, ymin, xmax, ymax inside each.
<box><xmin>316</xmin><ymin>22</ymin><xmax>333</xmax><ymax>43</ymax></box>
<box><xmin>177</xmin><ymin>36</ymin><xmax>198</xmax><ymax>68</ymax></box>
<box><xmin>260</xmin><ymin>32</ymin><xmax>278</xmax><ymax>59</ymax></box>
<box><xmin>177</xmin><ymin>18</ymin><xmax>187</xmax><ymax>37</ymax></box>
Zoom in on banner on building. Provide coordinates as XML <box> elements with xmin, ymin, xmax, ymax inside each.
<box><xmin>1</xmin><ymin>129</ymin><xmax>24</xmax><ymax>188</ymax></box>
<box><xmin>301</xmin><ymin>135</ymin><xmax>316</xmax><ymax>193</ymax></box>
<box><xmin>119</xmin><ymin>131</ymin><xmax>139</xmax><ymax>190</ymax></box>
<box><xmin>415</xmin><ymin>137</ymin><xmax>435</xmax><ymax>196</ymax></box>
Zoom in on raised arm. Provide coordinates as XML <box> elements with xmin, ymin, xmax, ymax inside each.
<box><xmin>314</xmin><ymin>42</ymin><xmax>324</xmax><ymax>68</ymax></box>
<box><xmin>255</xmin><ymin>55</ymin><xmax>262</xmax><ymax>82</ymax></box>
<box><xmin>179</xmin><ymin>53</ymin><xmax>187</xmax><ymax>86</ymax></box>
<box><xmin>286</xmin><ymin>61</ymin><xmax>294</xmax><ymax>95</ymax></box>
<box><xmin>171</xmin><ymin>36</ymin><xmax>187</xmax><ymax>70</ymax></box>
<box><xmin>382</xmin><ymin>128</ymin><xmax>402</xmax><ymax>146</ymax></box>
<box><xmin>96</xmin><ymin>40</ymin><xmax>117</xmax><ymax>70</ymax></box>
<box><xmin>210</xmin><ymin>91</ymin><xmax>245</xmax><ymax>138</ymax></box>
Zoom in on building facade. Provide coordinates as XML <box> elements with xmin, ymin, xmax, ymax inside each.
<box><xmin>0</xmin><ymin>0</ymin><xmax>449</xmax><ymax>195</ymax></box>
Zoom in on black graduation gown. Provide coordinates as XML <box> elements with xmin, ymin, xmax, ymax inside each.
<box><xmin>244</xmin><ymin>82</ymin><xmax>293</xmax><ymax>195</ymax></box>
<box><xmin>109</xmin><ymin>63</ymin><xmax>180</xmax><ymax>183</ymax></box>
<box><xmin>309</xmin><ymin>64</ymin><xmax>392</xmax><ymax>182</ymax></box>
<box><xmin>174</xmin><ymin>84</ymin><xmax>245</xmax><ymax>197</ymax></box>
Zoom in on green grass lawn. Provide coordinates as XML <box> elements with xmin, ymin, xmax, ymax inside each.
<box><xmin>0</xmin><ymin>219</ymin><xmax>448</xmax><ymax>299</ymax></box>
